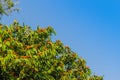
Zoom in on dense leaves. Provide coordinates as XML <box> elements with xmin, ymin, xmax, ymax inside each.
<box><xmin>0</xmin><ymin>21</ymin><xmax>103</xmax><ymax>80</ymax></box>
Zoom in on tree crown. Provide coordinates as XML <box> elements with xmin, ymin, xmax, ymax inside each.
<box><xmin>0</xmin><ymin>21</ymin><xmax>103</xmax><ymax>80</ymax></box>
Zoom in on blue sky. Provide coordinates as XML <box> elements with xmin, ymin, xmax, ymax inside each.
<box><xmin>1</xmin><ymin>0</ymin><xmax>120</xmax><ymax>80</ymax></box>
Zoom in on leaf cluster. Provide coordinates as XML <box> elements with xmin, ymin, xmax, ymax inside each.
<box><xmin>0</xmin><ymin>0</ymin><xmax>19</xmax><ymax>17</ymax></box>
<box><xmin>0</xmin><ymin>21</ymin><xmax>103</xmax><ymax>80</ymax></box>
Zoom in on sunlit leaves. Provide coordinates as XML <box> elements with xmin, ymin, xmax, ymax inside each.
<box><xmin>0</xmin><ymin>21</ymin><xmax>103</xmax><ymax>80</ymax></box>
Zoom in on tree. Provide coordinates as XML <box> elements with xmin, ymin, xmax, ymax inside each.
<box><xmin>0</xmin><ymin>21</ymin><xmax>103</xmax><ymax>80</ymax></box>
<box><xmin>0</xmin><ymin>0</ymin><xmax>18</xmax><ymax>17</ymax></box>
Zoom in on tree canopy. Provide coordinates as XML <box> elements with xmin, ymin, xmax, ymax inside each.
<box><xmin>0</xmin><ymin>0</ymin><xmax>18</xmax><ymax>17</ymax></box>
<box><xmin>0</xmin><ymin>21</ymin><xmax>103</xmax><ymax>80</ymax></box>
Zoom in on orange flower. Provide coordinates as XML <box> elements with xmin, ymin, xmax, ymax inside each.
<box><xmin>35</xmin><ymin>46</ymin><xmax>38</xmax><ymax>49</ymax></box>
<box><xmin>65</xmin><ymin>46</ymin><xmax>69</xmax><ymax>48</ymax></box>
<box><xmin>10</xmin><ymin>46</ymin><xmax>13</xmax><ymax>48</ymax></box>
<box><xmin>86</xmin><ymin>66</ymin><xmax>90</xmax><ymax>69</ymax></box>
<box><xmin>21</xmin><ymin>56</ymin><xmax>30</xmax><ymax>59</ymax></box>
<box><xmin>37</xmin><ymin>28</ymin><xmax>46</xmax><ymax>33</ymax></box>
<box><xmin>4</xmin><ymin>40</ymin><xmax>7</xmax><ymax>44</ymax></box>
<box><xmin>47</xmin><ymin>41</ymin><xmax>52</xmax><ymax>45</ymax></box>
<box><xmin>41</xmin><ymin>28</ymin><xmax>46</xmax><ymax>32</ymax></box>
<box><xmin>0</xmin><ymin>25</ymin><xmax>2</xmax><ymax>29</ymax></box>
<box><xmin>26</xmin><ymin>45</ymin><xmax>32</xmax><ymax>49</ymax></box>
<box><xmin>44</xmin><ymin>46</ymin><xmax>47</xmax><ymax>50</ymax></box>
<box><xmin>38</xmin><ymin>52</ymin><xmax>42</xmax><ymax>55</ymax></box>
<box><xmin>7</xmin><ymin>38</ymin><xmax>11</xmax><ymax>41</ymax></box>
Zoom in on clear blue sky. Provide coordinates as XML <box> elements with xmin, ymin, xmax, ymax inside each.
<box><xmin>1</xmin><ymin>0</ymin><xmax>120</xmax><ymax>80</ymax></box>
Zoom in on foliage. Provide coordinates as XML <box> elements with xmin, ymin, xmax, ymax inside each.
<box><xmin>0</xmin><ymin>0</ymin><xmax>18</xmax><ymax>17</ymax></box>
<box><xmin>0</xmin><ymin>21</ymin><xmax>103</xmax><ymax>80</ymax></box>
